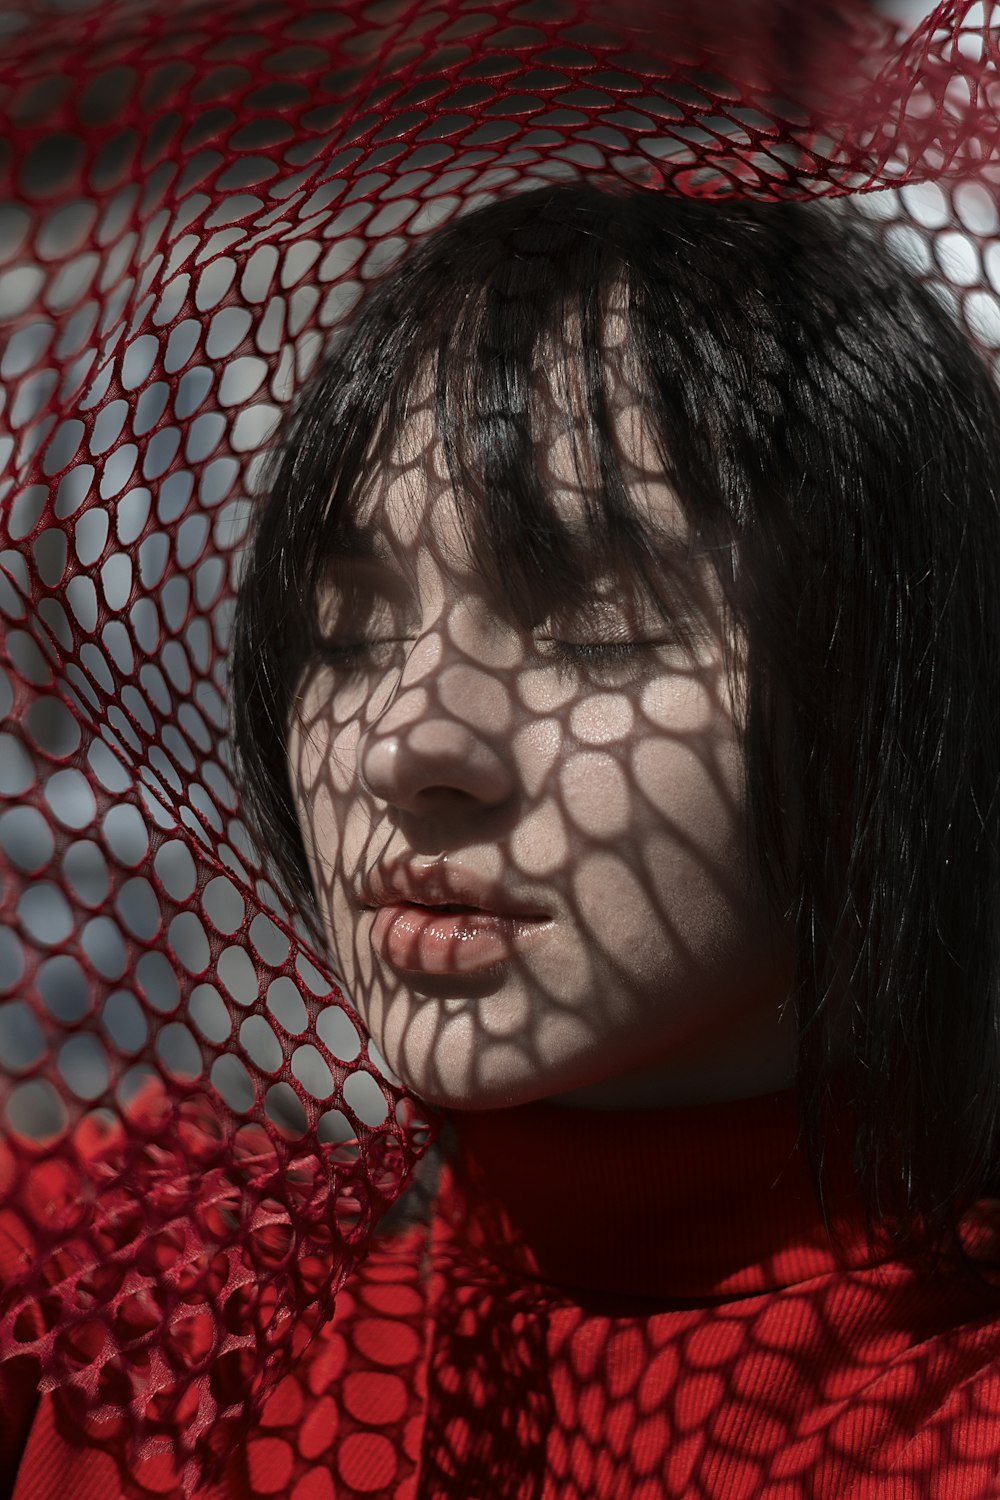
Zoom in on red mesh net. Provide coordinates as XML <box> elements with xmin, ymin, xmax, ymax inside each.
<box><xmin>2</xmin><ymin>0</ymin><xmax>1000</xmax><ymax>1492</ymax></box>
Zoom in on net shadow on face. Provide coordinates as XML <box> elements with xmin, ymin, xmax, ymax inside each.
<box><xmin>285</xmin><ymin>359</ymin><xmax>796</xmax><ymax>1114</ymax></box>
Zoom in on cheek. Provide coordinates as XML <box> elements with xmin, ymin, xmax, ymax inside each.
<box><xmin>630</xmin><ymin>729</ymin><xmax>742</xmax><ymax>842</ymax></box>
<box><xmin>510</xmin><ymin>802</ymin><xmax>569</xmax><ymax>877</ymax></box>
<box><xmin>568</xmin><ymin>679</ymin><xmax>750</xmax><ymax>952</ymax></box>
<box><xmin>287</xmin><ymin>708</ymin><xmax>364</xmax><ymax>891</ymax></box>
<box><xmin>633</xmin><ymin>672</ymin><xmax>743</xmax><ymax>834</ymax></box>
<box><xmin>570</xmin><ymin>851</ymin><xmax>672</xmax><ymax>983</ymax></box>
<box><xmin>559</xmin><ymin>751</ymin><xmax>631</xmax><ymax>840</ymax></box>
<box><xmin>630</xmin><ymin>720</ymin><xmax>747</xmax><ymax>916</ymax></box>
<box><xmin>568</xmin><ymin>691</ymin><xmax>635</xmax><ymax>745</ymax></box>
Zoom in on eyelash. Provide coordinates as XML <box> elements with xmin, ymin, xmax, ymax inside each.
<box><xmin>539</xmin><ymin>638</ymin><xmax>665</xmax><ymax>673</ymax></box>
<box><xmin>315</xmin><ymin>639</ymin><xmax>405</xmax><ymax>670</ymax></box>
<box><xmin>316</xmin><ymin>637</ymin><xmax>667</xmax><ymax>677</ymax></box>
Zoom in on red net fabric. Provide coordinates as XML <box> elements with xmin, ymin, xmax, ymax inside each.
<box><xmin>2</xmin><ymin>0</ymin><xmax>1000</xmax><ymax>1492</ymax></box>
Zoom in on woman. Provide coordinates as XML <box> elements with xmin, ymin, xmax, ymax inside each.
<box><xmin>231</xmin><ymin>180</ymin><xmax>1000</xmax><ymax>1495</ymax></box>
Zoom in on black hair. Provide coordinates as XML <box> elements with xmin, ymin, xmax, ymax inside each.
<box><xmin>231</xmin><ymin>179</ymin><xmax>1000</xmax><ymax>1251</ymax></box>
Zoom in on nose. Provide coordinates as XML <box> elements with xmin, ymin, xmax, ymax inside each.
<box><xmin>357</xmin><ymin>650</ymin><xmax>516</xmax><ymax>813</ymax></box>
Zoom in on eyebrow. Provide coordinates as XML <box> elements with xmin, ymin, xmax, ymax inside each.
<box><xmin>323</xmin><ymin>527</ymin><xmax>383</xmax><ymax>563</ymax></box>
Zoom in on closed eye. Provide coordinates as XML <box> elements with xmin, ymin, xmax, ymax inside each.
<box><xmin>315</xmin><ymin>638</ymin><xmax>411</xmax><ymax>671</ymax></box>
<box><xmin>543</xmin><ymin>639</ymin><xmax>657</xmax><ymax>663</ymax></box>
<box><xmin>538</xmin><ymin>637</ymin><xmax>676</xmax><ymax>681</ymax></box>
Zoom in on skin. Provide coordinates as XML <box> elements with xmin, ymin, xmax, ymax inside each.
<box><xmin>287</xmin><ymin>385</ymin><xmax>796</xmax><ymax>1112</ymax></box>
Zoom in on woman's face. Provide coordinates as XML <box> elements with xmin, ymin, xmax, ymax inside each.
<box><xmin>287</xmin><ymin>395</ymin><xmax>795</xmax><ymax>1111</ymax></box>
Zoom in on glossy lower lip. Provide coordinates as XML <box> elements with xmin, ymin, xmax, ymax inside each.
<box><xmin>369</xmin><ymin>903</ymin><xmax>550</xmax><ymax>974</ymax></box>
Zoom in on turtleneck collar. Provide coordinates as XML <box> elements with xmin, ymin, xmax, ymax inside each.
<box><xmin>439</xmin><ymin>1085</ymin><xmax>881</xmax><ymax>1303</ymax></box>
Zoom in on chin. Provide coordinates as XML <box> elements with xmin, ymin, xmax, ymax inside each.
<box><xmin>388</xmin><ymin>1066</ymin><xmax>546</xmax><ymax>1114</ymax></box>
<box><xmin>359</xmin><ymin>980</ymin><xmax>651</xmax><ymax>1113</ymax></box>
<box><xmin>383</xmin><ymin>1041</ymin><xmax>619</xmax><ymax>1115</ymax></box>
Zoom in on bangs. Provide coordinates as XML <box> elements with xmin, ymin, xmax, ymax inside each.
<box><xmin>312</xmin><ymin>202</ymin><xmax>721</xmax><ymax>656</ymax></box>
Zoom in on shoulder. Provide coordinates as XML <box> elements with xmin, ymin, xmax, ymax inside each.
<box><xmin>858</xmin><ymin>1339</ymin><xmax>1000</xmax><ymax>1499</ymax></box>
<box><xmin>826</xmin><ymin>1243</ymin><xmax>1000</xmax><ymax>1500</ymax></box>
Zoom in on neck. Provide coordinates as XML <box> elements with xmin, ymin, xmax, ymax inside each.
<box><xmin>439</xmin><ymin>1083</ymin><xmax>878</xmax><ymax>1303</ymax></box>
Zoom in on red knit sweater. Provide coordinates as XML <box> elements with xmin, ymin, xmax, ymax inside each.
<box><xmin>5</xmin><ymin>1088</ymin><xmax>1000</xmax><ymax>1498</ymax></box>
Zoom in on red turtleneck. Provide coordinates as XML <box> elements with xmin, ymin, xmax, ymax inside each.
<box><xmin>6</xmin><ymin>1088</ymin><xmax>1000</xmax><ymax>1498</ymax></box>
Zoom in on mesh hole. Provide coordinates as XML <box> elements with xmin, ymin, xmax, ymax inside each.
<box><xmin>101</xmin><ymin>989</ymin><xmax>148</xmax><ymax>1055</ymax></box>
<box><xmin>74</xmin><ymin>508</ymin><xmax>110</xmax><ymax>567</ymax></box>
<box><xmin>0</xmin><ymin>805</ymin><xmax>55</xmax><ymax>874</ymax></box>
<box><xmin>265</xmin><ymin>1082</ymin><xmax>307</xmax><ymax>1139</ymax></box>
<box><xmin>317</xmin><ymin>1109</ymin><xmax>358</xmax><ymax>1154</ymax></box>
<box><xmin>102</xmin><ymin>802</ymin><xmax>150</xmax><ymax>866</ymax></box>
<box><xmin>295</xmin><ymin>952</ymin><xmax>335</xmax><ymax>1000</ymax></box>
<box><xmin>153</xmin><ymin>846</ymin><xmax>197</xmax><ymax>900</ymax></box>
<box><xmin>290</xmin><ymin>1044</ymin><xmax>335</xmax><ymax>1102</ymax></box>
<box><xmin>0</xmin><ymin>559</ymin><xmax>28</xmax><ymax>622</ymax></box>
<box><xmin>18</xmin><ymin>883</ymin><xmax>74</xmax><ymax>947</ymax></box>
<box><xmin>315</xmin><ymin>1004</ymin><xmax>361</xmax><ymax>1063</ymax></box>
<box><xmin>22</xmin><ymin>696</ymin><xmax>77</xmax><ymax>774</ymax></box>
<box><xmin>65</xmin><ymin>574</ymin><xmax>98</xmax><ymax>633</ymax></box>
<box><xmin>265</xmin><ymin>977</ymin><xmax>308</xmax><ymax>1040</ymax></box>
<box><xmin>157</xmin><ymin>1021</ymin><xmax>204</xmax><ymax>1082</ymax></box>
<box><xmin>62</xmin><ymin>839</ymin><xmax>110</xmax><ymax>909</ymax></box>
<box><xmin>116</xmin><ymin>876</ymin><xmax>162</xmax><ymax>942</ymax></box>
<box><xmin>249</xmin><ymin>913</ymin><xmax>290</xmax><ymax>968</ymax></box>
<box><xmin>0</xmin><ymin>265</ymin><xmax>45</xmax><ymax>320</ymax></box>
<box><xmin>6</xmin><ymin>482</ymin><xmax>47</xmax><ymax>539</ymax></box>
<box><xmin>99</xmin><ymin>446</ymin><xmax>139</xmax><ymax>501</ymax></box>
<box><xmin>89</xmin><ymin>399</ymin><xmax>130</xmax><ymax>458</ymax></box>
<box><xmin>36</xmin><ymin>953</ymin><xmax>90</xmax><ymax>1023</ymax></box>
<box><xmin>81</xmin><ymin>915</ymin><xmax>128</xmax><ymax>981</ymax></box>
<box><xmin>0</xmin><ymin>1000</ymin><xmax>47</xmax><ymax>1073</ymax></box>
<box><xmin>58</xmin><ymin>1032</ymin><xmax>111</xmax><ymax>1102</ymax></box>
<box><xmin>189</xmin><ymin>982</ymin><xmax>232</xmax><ymax>1045</ymax></box>
<box><xmin>45</xmin><ymin>767</ymin><xmax>98</xmax><ymax>830</ymax></box>
<box><xmin>5</xmin><ymin>1077</ymin><xmax>67</xmax><ymax>1142</ymax></box>
<box><xmin>240</xmin><ymin>1014</ymin><xmax>283</xmax><ymax>1075</ymax></box>
<box><xmin>135</xmin><ymin>949</ymin><xmax>181</xmax><ymax>1015</ymax></box>
<box><xmin>342</xmin><ymin>1070</ymin><xmax>389</xmax><ymax>1128</ymax></box>
<box><xmin>143</xmin><ymin>426</ymin><xmax>182</xmax><ymax>480</ymax></box>
<box><xmin>202</xmin><ymin>875</ymin><xmax>246</xmax><ymax>936</ymax></box>
<box><xmin>33</xmin><ymin>527</ymin><xmax>68</xmax><ymax>587</ymax></box>
<box><xmin>217</xmin><ymin>943</ymin><xmax>259</xmax><ymax>1006</ymax></box>
<box><xmin>211</xmin><ymin>1052</ymin><xmax>255</xmax><ymax>1114</ymax></box>
<box><xmin>175</xmin><ymin>366</ymin><xmax>213</xmax><ymax>420</ymax></box>
<box><xmin>37</xmin><ymin>599</ymin><xmax>74</xmax><ymax>654</ymax></box>
<box><xmin>6</xmin><ymin>630</ymin><xmax>55</xmax><ymax>689</ymax></box>
<box><xmin>102</xmin><ymin>618</ymin><xmax>135</xmax><ymax>678</ymax></box>
<box><xmin>168</xmin><ymin>911</ymin><xmax>211</xmax><ymax>977</ymax></box>
<box><xmin>129</xmin><ymin>595</ymin><xmax>161</xmax><ymax>656</ymax></box>
<box><xmin>121</xmin><ymin>333</ymin><xmax>161</xmax><ymax>391</ymax></box>
<box><xmin>88</xmin><ymin>737</ymin><xmax>132</xmax><ymax>795</ymax></box>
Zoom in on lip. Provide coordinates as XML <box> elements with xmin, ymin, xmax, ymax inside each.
<box><xmin>361</xmin><ymin>862</ymin><xmax>551</xmax><ymax>975</ymax></box>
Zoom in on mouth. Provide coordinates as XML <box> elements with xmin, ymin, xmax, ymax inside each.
<box><xmin>365</xmin><ymin>898</ymin><xmax>550</xmax><ymax>975</ymax></box>
<box><xmin>413</xmin><ymin>901</ymin><xmax>482</xmax><ymax>914</ymax></box>
<box><xmin>359</xmin><ymin>863</ymin><xmax>551</xmax><ymax>974</ymax></box>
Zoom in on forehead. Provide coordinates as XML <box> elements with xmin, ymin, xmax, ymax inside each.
<box><xmin>347</xmin><ymin>372</ymin><xmax>689</xmax><ymax>572</ymax></box>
